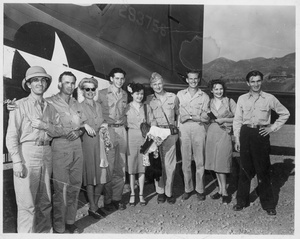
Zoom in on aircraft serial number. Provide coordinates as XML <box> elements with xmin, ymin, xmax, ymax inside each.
<box><xmin>119</xmin><ymin>5</ymin><xmax>167</xmax><ymax>37</ymax></box>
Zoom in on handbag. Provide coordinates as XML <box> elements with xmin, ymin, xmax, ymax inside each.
<box><xmin>161</xmin><ymin>107</ymin><xmax>179</xmax><ymax>135</ymax></box>
<box><xmin>140</xmin><ymin>104</ymin><xmax>151</xmax><ymax>138</ymax></box>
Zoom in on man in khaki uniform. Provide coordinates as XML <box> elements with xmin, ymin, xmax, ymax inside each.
<box><xmin>146</xmin><ymin>72</ymin><xmax>179</xmax><ymax>204</ymax></box>
<box><xmin>97</xmin><ymin>68</ymin><xmax>128</xmax><ymax>210</ymax></box>
<box><xmin>177</xmin><ymin>71</ymin><xmax>210</xmax><ymax>201</ymax></box>
<box><xmin>6</xmin><ymin>66</ymin><xmax>63</xmax><ymax>233</ymax></box>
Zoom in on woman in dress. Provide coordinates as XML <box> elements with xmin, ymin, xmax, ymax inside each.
<box><xmin>79</xmin><ymin>77</ymin><xmax>110</xmax><ymax>219</ymax></box>
<box><xmin>126</xmin><ymin>83</ymin><xmax>156</xmax><ymax>206</ymax></box>
<box><xmin>205</xmin><ymin>79</ymin><xmax>236</xmax><ymax>204</ymax></box>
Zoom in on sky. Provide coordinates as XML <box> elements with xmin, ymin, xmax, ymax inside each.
<box><xmin>203</xmin><ymin>5</ymin><xmax>296</xmax><ymax>63</ymax></box>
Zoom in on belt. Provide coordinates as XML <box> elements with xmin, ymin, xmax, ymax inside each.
<box><xmin>23</xmin><ymin>141</ymin><xmax>51</xmax><ymax>146</ymax></box>
<box><xmin>183</xmin><ymin>119</ymin><xmax>195</xmax><ymax>123</ymax></box>
<box><xmin>158</xmin><ymin>125</ymin><xmax>170</xmax><ymax>129</ymax></box>
<box><xmin>108</xmin><ymin>124</ymin><xmax>124</xmax><ymax>128</ymax></box>
<box><xmin>245</xmin><ymin>124</ymin><xmax>266</xmax><ymax>129</ymax></box>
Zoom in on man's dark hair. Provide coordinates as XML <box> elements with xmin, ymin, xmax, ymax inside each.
<box><xmin>186</xmin><ymin>70</ymin><xmax>201</xmax><ymax>78</ymax></box>
<box><xmin>127</xmin><ymin>82</ymin><xmax>145</xmax><ymax>102</ymax></box>
<box><xmin>245</xmin><ymin>70</ymin><xmax>264</xmax><ymax>82</ymax></box>
<box><xmin>58</xmin><ymin>71</ymin><xmax>77</xmax><ymax>82</ymax></box>
<box><xmin>208</xmin><ymin>79</ymin><xmax>227</xmax><ymax>98</ymax></box>
<box><xmin>109</xmin><ymin>68</ymin><xmax>126</xmax><ymax>78</ymax></box>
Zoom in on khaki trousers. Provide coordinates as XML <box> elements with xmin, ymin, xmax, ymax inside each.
<box><xmin>52</xmin><ymin>138</ymin><xmax>83</xmax><ymax>233</ymax></box>
<box><xmin>104</xmin><ymin>126</ymin><xmax>127</xmax><ymax>203</ymax></box>
<box><xmin>154</xmin><ymin>134</ymin><xmax>178</xmax><ymax>197</ymax></box>
<box><xmin>14</xmin><ymin>144</ymin><xmax>52</xmax><ymax>233</ymax></box>
<box><xmin>180</xmin><ymin>122</ymin><xmax>206</xmax><ymax>194</ymax></box>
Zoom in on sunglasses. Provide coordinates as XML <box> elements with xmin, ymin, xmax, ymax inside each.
<box><xmin>84</xmin><ymin>88</ymin><xmax>96</xmax><ymax>92</ymax></box>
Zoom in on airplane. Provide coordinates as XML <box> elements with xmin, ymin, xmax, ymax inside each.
<box><xmin>3</xmin><ymin>3</ymin><xmax>295</xmax><ymax>158</ymax></box>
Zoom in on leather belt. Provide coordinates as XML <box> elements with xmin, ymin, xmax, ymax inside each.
<box><xmin>245</xmin><ymin>124</ymin><xmax>266</xmax><ymax>129</ymax></box>
<box><xmin>108</xmin><ymin>124</ymin><xmax>124</xmax><ymax>128</ymax></box>
<box><xmin>23</xmin><ymin>141</ymin><xmax>51</xmax><ymax>146</ymax></box>
<box><xmin>158</xmin><ymin>125</ymin><xmax>170</xmax><ymax>129</ymax></box>
<box><xmin>183</xmin><ymin>119</ymin><xmax>195</xmax><ymax>123</ymax></box>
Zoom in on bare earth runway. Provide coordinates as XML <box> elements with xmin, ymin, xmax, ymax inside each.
<box><xmin>3</xmin><ymin>125</ymin><xmax>295</xmax><ymax>235</ymax></box>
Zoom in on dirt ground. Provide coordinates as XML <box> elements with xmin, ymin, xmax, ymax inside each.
<box><xmin>73</xmin><ymin>155</ymin><xmax>295</xmax><ymax>235</ymax></box>
<box><xmin>2</xmin><ymin>125</ymin><xmax>296</xmax><ymax>237</ymax></box>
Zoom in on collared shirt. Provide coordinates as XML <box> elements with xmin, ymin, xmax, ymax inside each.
<box><xmin>176</xmin><ymin>88</ymin><xmax>210</xmax><ymax>123</ymax></box>
<box><xmin>146</xmin><ymin>92</ymin><xmax>179</xmax><ymax>125</ymax></box>
<box><xmin>126</xmin><ymin>102</ymin><xmax>156</xmax><ymax>129</ymax></box>
<box><xmin>233</xmin><ymin>91</ymin><xmax>290</xmax><ymax>138</ymax></box>
<box><xmin>209</xmin><ymin>97</ymin><xmax>236</xmax><ymax>133</ymax></box>
<box><xmin>6</xmin><ymin>94</ymin><xmax>64</xmax><ymax>164</ymax></box>
<box><xmin>97</xmin><ymin>85</ymin><xmax>128</xmax><ymax>125</ymax></box>
<box><xmin>46</xmin><ymin>93</ymin><xmax>87</xmax><ymax>133</ymax></box>
<box><xmin>80</xmin><ymin>99</ymin><xmax>104</xmax><ymax>131</ymax></box>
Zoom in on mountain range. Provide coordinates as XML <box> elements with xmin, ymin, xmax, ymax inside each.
<box><xmin>202</xmin><ymin>52</ymin><xmax>295</xmax><ymax>82</ymax></box>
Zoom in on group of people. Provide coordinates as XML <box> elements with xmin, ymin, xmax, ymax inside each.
<box><xmin>5</xmin><ymin>66</ymin><xmax>290</xmax><ymax>233</ymax></box>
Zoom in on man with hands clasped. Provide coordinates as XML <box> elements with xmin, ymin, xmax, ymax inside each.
<box><xmin>233</xmin><ymin>70</ymin><xmax>290</xmax><ymax>216</ymax></box>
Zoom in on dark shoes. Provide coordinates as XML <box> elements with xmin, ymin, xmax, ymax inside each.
<box><xmin>88</xmin><ymin>209</ymin><xmax>104</xmax><ymax>219</ymax></box>
<box><xmin>265</xmin><ymin>209</ymin><xmax>277</xmax><ymax>216</ymax></box>
<box><xmin>166</xmin><ymin>195</ymin><xmax>176</xmax><ymax>204</ymax></box>
<box><xmin>105</xmin><ymin>201</ymin><xmax>126</xmax><ymax>211</ymax></box>
<box><xmin>210</xmin><ymin>192</ymin><xmax>222</xmax><ymax>200</ymax></box>
<box><xmin>233</xmin><ymin>204</ymin><xmax>245</xmax><ymax>211</ymax></box>
<box><xmin>157</xmin><ymin>193</ymin><xmax>166</xmax><ymax>204</ymax></box>
<box><xmin>104</xmin><ymin>202</ymin><xmax>115</xmax><ymax>211</ymax></box>
<box><xmin>222</xmin><ymin>195</ymin><xmax>231</xmax><ymax>204</ymax></box>
<box><xmin>181</xmin><ymin>192</ymin><xmax>193</xmax><ymax>201</ymax></box>
<box><xmin>196</xmin><ymin>192</ymin><xmax>206</xmax><ymax>201</ymax></box>
<box><xmin>65</xmin><ymin>224</ymin><xmax>83</xmax><ymax>234</ymax></box>
<box><xmin>112</xmin><ymin>200</ymin><xmax>126</xmax><ymax>210</ymax></box>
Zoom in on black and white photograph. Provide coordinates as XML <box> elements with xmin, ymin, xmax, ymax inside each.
<box><xmin>1</xmin><ymin>0</ymin><xmax>298</xmax><ymax>238</ymax></box>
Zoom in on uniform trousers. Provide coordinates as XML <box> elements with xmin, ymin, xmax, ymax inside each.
<box><xmin>104</xmin><ymin>126</ymin><xmax>127</xmax><ymax>203</ymax></box>
<box><xmin>13</xmin><ymin>143</ymin><xmax>52</xmax><ymax>233</ymax></box>
<box><xmin>237</xmin><ymin>125</ymin><xmax>275</xmax><ymax>210</ymax></box>
<box><xmin>52</xmin><ymin>138</ymin><xmax>83</xmax><ymax>233</ymax></box>
<box><xmin>180</xmin><ymin>122</ymin><xmax>206</xmax><ymax>194</ymax></box>
<box><xmin>154</xmin><ymin>134</ymin><xmax>178</xmax><ymax>197</ymax></box>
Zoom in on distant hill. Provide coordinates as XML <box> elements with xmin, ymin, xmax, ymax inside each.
<box><xmin>202</xmin><ymin>53</ymin><xmax>295</xmax><ymax>92</ymax></box>
<box><xmin>203</xmin><ymin>53</ymin><xmax>295</xmax><ymax>81</ymax></box>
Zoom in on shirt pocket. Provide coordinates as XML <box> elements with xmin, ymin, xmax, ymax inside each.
<box><xmin>194</xmin><ymin>102</ymin><xmax>203</xmax><ymax>115</ymax></box>
<box><xmin>243</xmin><ymin>105</ymin><xmax>252</xmax><ymax>120</ymax></box>
<box><xmin>258</xmin><ymin>106</ymin><xmax>269</xmax><ymax>120</ymax></box>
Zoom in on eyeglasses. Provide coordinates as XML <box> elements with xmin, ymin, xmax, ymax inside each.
<box><xmin>84</xmin><ymin>88</ymin><xmax>96</xmax><ymax>92</ymax></box>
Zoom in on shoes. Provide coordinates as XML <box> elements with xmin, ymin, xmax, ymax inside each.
<box><xmin>96</xmin><ymin>208</ymin><xmax>107</xmax><ymax>217</ymax></box>
<box><xmin>88</xmin><ymin>209</ymin><xmax>104</xmax><ymax>219</ymax></box>
<box><xmin>210</xmin><ymin>192</ymin><xmax>222</xmax><ymax>200</ymax></box>
<box><xmin>65</xmin><ymin>224</ymin><xmax>83</xmax><ymax>234</ymax></box>
<box><xmin>104</xmin><ymin>203</ymin><xmax>115</xmax><ymax>212</ymax></box>
<box><xmin>157</xmin><ymin>193</ymin><xmax>166</xmax><ymax>204</ymax></box>
<box><xmin>112</xmin><ymin>200</ymin><xmax>126</xmax><ymax>210</ymax></box>
<box><xmin>265</xmin><ymin>209</ymin><xmax>276</xmax><ymax>216</ymax></box>
<box><xmin>129</xmin><ymin>194</ymin><xmax>135</xmax><ymax>206</ymax></box>
<box><xmin>166</xmin><ymin>195</ymin><xmax>176</xmax><ymax>204</ymax></box>
<box><xmin>181</xmin><ymin>192</ymin><xmax>192</xmax><ymax>201</ymax></box>
<box><xmin>222</xmin><ymin>195</ymin><xmax>231</xmax><ymax>204</ymax></box>
<box><xmin>139</xmin><ymin>195</ymin><xmax>146</xmax><ymax>206</ymax></box>
<box><xmin>233</xmin><ymin>204</ymin><xmax>245</xmax><ymax>211</ymax></box>
<box><xmin>196</xmin><ymin>192</ymin><xmax>206</xmax><ymax>201</ymax></box>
